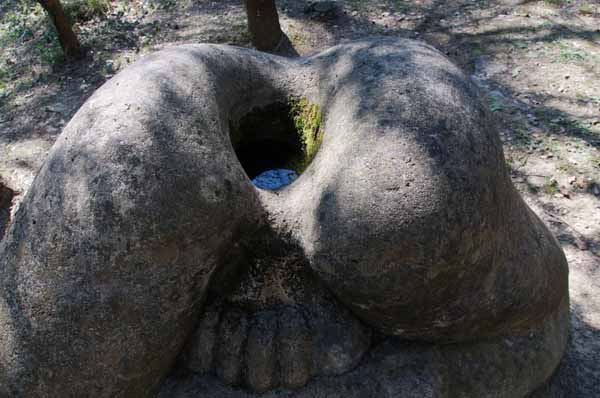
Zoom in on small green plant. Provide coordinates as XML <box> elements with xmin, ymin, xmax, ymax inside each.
<box><xmin>569</xmin><ymin>118</ymin><xmax>593</xmax><ymax>135</ymax></box>
<box><xmin>0</xmin><ymin>86</ymin><xmax>12</xmax><ymax>102</ymax></box>
<box><xmin>0</xmin><ymin>1</ymin><xmax>80</xmax><ymax>66</ymax></box>
<box><xmin>543</xmin><ymin>177</ymin><xmax>559</xmax><ymax>195</ymax></box>
<box><xmin>0</xmin><ymin>65</ymin><xmax>13</xmax><ymax>104</ymax></box>
<box><xmin>512</xmin><ymin>40</ymin><xmax>529</xmax><ymax>49</ymax></box>
<box><xmin>35</xmin><ymin>29</ymin><xmax>64</xmax><ymax>65</ymax></box>
<box><xmin>557</xmin><ymin>161</ymin><xmax>577</xmax><ymax>175</ymax></box>
<box><xmin>0</xmin><ymin>2</ymin><xmax>40</xmax><ymax>45</ymax></box>
<box><xmin>99</xmin><ymin>59</ymin><xmax>117</xmax><ymax>77</ymax></box>
<box><xmin>558</xmin><ymin>42</ymin><xmax>586</xmax><ymax>62</ymax></box>
<box><xmin>505</xmin><ymin>156</ymin><xmax>514</xmax><ymax>171</ymax></box>
<box><xmin>63</xmin><ymin>0</ymin><xmax>111</xmax><ymax>22</ymax></box>
<box><xmin>489</xmin><ymin>97</ymin><xmax>504</xmax><ymax>112</ymax></box>
<box><xmin>514</xmin><ymin>128</ymin><xmax>534</xmax><ymax>145</ymax></box>
<box><xmin>346</xmin><ymin>0</ymin><xmax>369</xmax><ymax>11</ymax></box>
<box><xmin>289</xmin><ymin>30</ymin><xmax>307</xmax><ymax>47</ymax></box>
<box><xmin>147</xmin><ymin>0</ymin><xmax>178</xmax><ymax>11</ymax></box>
<box><xmin>288</xmin><ymin>96</ymin><xmax>325</xmax><ymax>172</ymax></box>
<box><xmin>0</xmin><ymin>67</ymin><xmax>8</xmax><ymax>81</ymax></box>
<box><xmin>230</xmin><ymin>22</ymin><xmax>251</xmax><ymax>44</ymax></box>
<box><xmin>388</xmin><ymin>0</ymin><xmax>409</xmax><ymax>12</ymax></box>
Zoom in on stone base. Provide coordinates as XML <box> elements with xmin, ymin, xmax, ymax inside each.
<box><xmin>158</xmin><ymin>299</ymin><xmax>569</xmax><ymax>398</ymax></box>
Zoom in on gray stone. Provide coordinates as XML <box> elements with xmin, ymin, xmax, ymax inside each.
<box><xmin>278</xmin><ymin>306</ymin><xmax>312</xmax><ymax>389</ymax></box>
<box><xmin>161</xmin><ymin>298</ymin><xmax>569</xmax><ymax>398</ymax></box>
<box><xmin>0</xmin><ymin>38</ymin><xmax>569</xmax><ymax>398</ymax></box>
<box><xmin>245</xmin><ymin>310</ymin><xmax>278</xmax><ymax>393</ymax></box>
<box><xmin>215</xmin><ymin>308</ymin><xmax>249</xmax><ymax>386</ymax></box>
<box><xmin>185</xmin><ymin>302</ymin><xmax>221</xmax><ymax>375</ymax></box>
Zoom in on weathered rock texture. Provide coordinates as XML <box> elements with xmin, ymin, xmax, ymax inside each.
<box><xmin>0</xmin><ymin>38</ymin><xmax>569</xmax><ymax>398</ymax></box>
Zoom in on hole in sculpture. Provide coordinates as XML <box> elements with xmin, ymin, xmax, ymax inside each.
<box><xmin>0</xmin><ymin>182</ymin><xmax>16</xmax><ymax>240</ymax></box>
<box><xmin>230</xmin><ymin>97</ymin><xmax>324</xmax><ymax>191</ymax></box>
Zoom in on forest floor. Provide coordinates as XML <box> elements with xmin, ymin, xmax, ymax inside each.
<box><xmin>1</xmin><ymin>0</ymin><xmax>599</xmax><ymax>396</ymax></box>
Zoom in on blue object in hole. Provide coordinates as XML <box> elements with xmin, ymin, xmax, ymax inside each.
<box><xmin>252</xmin><ymin>169</ymin><xmax>299</xmax><ymax>190</ymax></box>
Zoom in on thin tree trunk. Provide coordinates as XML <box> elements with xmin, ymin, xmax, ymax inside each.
<box><xmin>244</xmin><ymin>0</ymin><xmax>285</xmax><ymax>52</ymax></box>
<box><xmin>37</xmin><ymin>0</ymin><xmax>83</xmax><ymax>59</ymax></box>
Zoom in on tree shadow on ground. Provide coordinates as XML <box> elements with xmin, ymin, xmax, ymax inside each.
<box><xmin>279</xmin><ymin>0</ymin><xmax>599</xmax><ymax>149</ymax></box>
<box><xmin>0</xmin><ymin>0</ymin><xmax>258</xmax><ymax>144</ymax></box>
<box><xmin>529</xmin><ymin>301</ymin><xmax>600</xmax><ymax>397</ymax></box>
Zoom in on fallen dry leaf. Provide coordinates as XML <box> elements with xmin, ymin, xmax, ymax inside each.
<box><xmin>559</xmin><ymin>187</ymin><xmax>572</xmax><ymax>198</ymax></box>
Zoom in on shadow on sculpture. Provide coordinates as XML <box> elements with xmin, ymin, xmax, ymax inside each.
<box><xmin>0</xmin><ymin>182</ymin><xmax>15</xmax><ymax>240</ymax></box>
<box><xmin>0</xmin><ymin>38</ymin><xmax>569</xmax><ymax>398</ymax></box>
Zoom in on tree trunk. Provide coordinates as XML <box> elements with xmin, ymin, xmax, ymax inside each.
<box><xmin>37</xmin><ymin>0</ymin><xmax>83</xmax><ymax>59</ymax></box>
<box><xmin>244</xmin><ymin>0</ymin><xmax>285</xmax><ymax>53</ymax></box>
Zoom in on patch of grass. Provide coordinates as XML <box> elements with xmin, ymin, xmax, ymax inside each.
<box><xmin>558</xmin><ymin>161</ymin><xmax>577</xmax><ymax>175</ymax></box>
<box><xmin>14</xmin><ymin>76</ymin><xmax>34</xmax><ymax>92</ymax></box>
<box><xmin>0</xmin><ymin>2</ymin><xmax>68</xmax><ymax>67</ymax></box>
<box><xmin>230</xmin><ymin>22</ymin><xmax>251</xmax><ymax>44</ymax></box>
<box><xmin>489</xmin><ymin>95</ymin><xmax>504</xmax><ymax>112</ymax></box>
<box><xmin>388</xmin><ymin>0</ymin><xmax>409</xmax><ymax>12</ymax></box>
<box><xmin>558</xmin><ymin>42</ymin><xmax>587</xmax><ymax>62</ymax></box>
<box><xmin>543</xmin><ymin>177</ymin><xmax>559</xmax><ymax>195</ymax></box>
<box><xmin>289</xmin><ymin>30</ymin><xmax>307</xmax><ymax>47</ymax></box>
<box><xmin>505</xmin><ymin>156</ymin><xmax>514</xmax><ymax>172</ymax></box>
<box><xmin>514</xmin><ymin>128</ymin><xmax>535</xmax><ymax>145</ymax></box>
<box><xmin>512</xmin><ymin>40</ymin><xmax>529</xmax><ymax>49</ymax></box>
<box><xmin>569</xmin><ymin>118</ymin><xmax>594</xmax><ymax>135</ymax></box>
<box><xmin>99</xmin><ymin>59</ymin><xmax>117</xmax><ymax>77</ymax></box>
<box><xmin>147</xmin><ymin>0</ymin><xmax>178</xmax><ymax>11</ymax></box>
<box><xmin>346</xmin><ymin>0</ymin><xmax>369</xmax><ymax>11</ymax></box>
<box><xmin>0</xmin><ymin>2</ymin><xmax>40</xmax><ymax>45</ymax></box>
<box><xmin>347</xmin><ymin>0</ymin><xmax>407</xmax><ymax>12</ymax></box>
<box><xmin>64</xmin><ymin>0</ymin><xmax>111</xmax><ymax>22</ymax></box>
<box><xmin>548</xmin><ymin>113</ymin><xmax>597</xmax><ymax>136</ymax></box>
<box><xmin>0</xmin><ymin>62</ymin><xmax>15</xmax><ymax>105</ymax></box>
<box><xmin>35</xmin><ymin>29</ymin><xmax>64</xmax><ymax>65</ymax></box>
<box><xmin>0</xmin><ymin>86</ymin><xmax>12</xmax><ymax>103</ymax></box>
<box><xmin>490</xmin><ymin>103</ymin><xmax>504</xmax><ymax>112</ymax></box>
<box><xmin>527</xmin><ymin>183</ymin><xmax>540</xmax><ymax>194</ymax></box>
<box><xmin>544</xmin><ymin>0</ymin><xmax>563</xmax><ymax>6</ymax></box>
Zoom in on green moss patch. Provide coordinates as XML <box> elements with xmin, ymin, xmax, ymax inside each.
<box><xmin>288</xmin><ymin>96</ymin><xmax>325</xmax><ymax>173</ymax></box>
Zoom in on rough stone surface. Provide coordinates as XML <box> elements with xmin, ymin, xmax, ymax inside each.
<box><xmin>161</xmin><ymin>298</ymin><xmax>569</xmax><ymax>398</ymax></box>
<box><xmin>0</xmin><ymin>38</ymin><xmax>569</xmax><ymax>398</ymax></box>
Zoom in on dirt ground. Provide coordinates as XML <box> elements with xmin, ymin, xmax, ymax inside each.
<box><xmin>1</xmin><ymin>0</ymin><xmax>599</xmax><ymax>396</ymax></box>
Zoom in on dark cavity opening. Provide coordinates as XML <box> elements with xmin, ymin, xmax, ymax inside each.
<box><xmin>230</xmin><ymin>102</ymin><xmax>303</xmax><ymax>179</ymax></box>
<box><xmin>229</xmin><ymin>99</ymin><xmax>324</xmax><ymax>190</ymax></box>
<box><xmin>0</xmin><ymin>182</ymin><xmax>16</xmax><ymax>240</ymax></box>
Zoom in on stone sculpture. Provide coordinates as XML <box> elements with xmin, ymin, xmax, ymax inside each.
<box><xmin>0</xmin><ymin>38</ymin><xmax>569</xmax><ymax>398</ymax></box>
